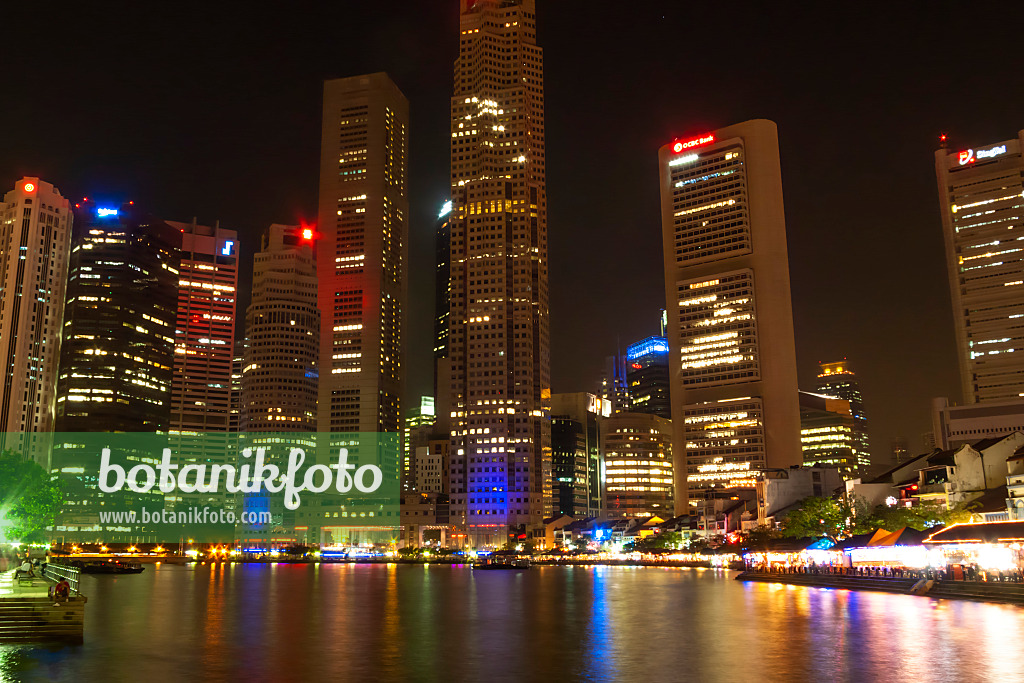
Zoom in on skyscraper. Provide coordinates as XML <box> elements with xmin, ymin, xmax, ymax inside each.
<box><xmin>602</xmin><ymin>412</ymin><xmax>674</xmax><ymax>519</ymax></box>
<box><xmin>241</xmin><ymin>225</ymin><xmax>318</xmax><ymax>433</ymax></box>
<box><xmin>814</xmin><ymin>360</ymin><xmax>870</xmax><ymax>473</ymax></box>
<box><xmin>936</xmin><ymin>132</ymin><xmax>1024</xmax><ymax>404</ymax></box>
<box><xmin>434</xmin><ymin>201</ymin><xmax>452</xmax><ymax>368</ymax></box>
<box><xmin>317</xmin><ymin>73</ymin><xmax>409</xmax><ymax>437</ymax></box>
<box><xmin>448</xmin><ymin>0</ymin><xmax>551</xmax><ymax>547</ymax></box>
<box><xmin>166</xmin><ymin>220</ymin><xmax>238</xmax><ymax>434</ymax></box>
<box><xmin>550</xmin><ymin>392</ymin><xmax>607</xmax><ymax>518</ymax></box>
<box><xmin>799</xmin><ymin>391</ymin><xmax>859</xmax><ymax>478</ymax></box>
<box><xmin>659</xmin><ymin>119</ymin><xmax>801</xmax><ymax>513</ymax></box>
<box><xmin>0</xmin><ymin>178</ymin><xmax>72</xmax><ymax>439</ymax></box>
<box><xmin>55</xmin><ymin>202</ymin><xmax>180</xmax><ymax>433</ymax></box>
<box><xmin>626</xmin><ymin>336</ymin><xmax>671</xmax><ymax>419</ymax></box>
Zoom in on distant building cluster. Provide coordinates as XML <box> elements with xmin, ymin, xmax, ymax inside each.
<box><xmin>2</xmin><ymin>0</ymin><xmax>1023</xmax><ymax>550</ymax></box>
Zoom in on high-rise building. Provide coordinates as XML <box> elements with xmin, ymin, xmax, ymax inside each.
<box><xmin>402</xmin><ymin>396</ymin><xmax>436</xmax><ymax>492</ymax></box>
<box><xmin>55</xmin><ymin>202</ymin><xmax>180</xmax><ymax>432</ymax></box>
<box><xmin>626</xmin><ymin>336</ymin><xmax>671</xmax><ymax>419</ymax></box>
<box><xmin>317</xmin><ymin>73</ymin><xmax>409</xmax><ymax>437</ymax></box>
<box><xmin>229</xmin><ymin>339</ymin><xmax>244</xmax><ymax>433</ymax></box>
<box><xmin>602</xmin><ymin>412</ymin><xmax>674</xmax><ymax>519</ymax></box>
<box><xmin>936</xmin><ymin>132</ymin><xmax>1024</xmax><ymax>404</ymax></box>
<box><xmin>659</xmin><ymin>119</ymin><xmax>802</xmax><ymax>513</ymax></box>
<box><xmin>0</xmin><ymin>178</ymin><xmax>72</xmax><ymax>439</ymax></box>
<box><xmin>599</xmin><ymin>352</ymin><xmax>630</xmax><ymax>415</ymax></box>
<box><xmin>799</xmin><ymin>391</ymin><xmax>859</xmax><ymax>478</ymax></box>
<box><xmin>815</xmin><ymin>360</ymin><xmax>870</xmax><ymax>473</ymax></box>
<box><xmin>448</xmin><ymin>0</ymin><xmax>551</xmax><ymax>547</ymax></box>
<box><xmin>434</xmin><ymin>201</ymin><xmax>452</xmax><ymax>368</ymax></box>
<box><xmin>166</xmin><ymin>220</ymin><xmax>238</xmax><ymax>434</ymax></box>
<box><xmin>550</xmin><ymin>392</ymin><xmax>607</xmax><ymax>518</ymax></box>
<box><xmin>890</xmin><ymin>436</ymin><xmax>910</xmax><ymax>464</ymax></box>
<box><xmin>240</xmin><ymin>225</ymin><xmax>318</xmax><ymax>433</ymax></box>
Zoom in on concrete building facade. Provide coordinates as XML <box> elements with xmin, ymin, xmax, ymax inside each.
<box><xmin>167</xmin><ymin>220</ymin><xmax>238</xmax><ymax>434</ymax></box>
<box><xmin>602</xmin><ymin>412</ymin><xmax>673</xmax><ymax>519</ymax></box>
<box><xmin>0</xmin><ymin>178</ymin><xmax>72</xmax><ymax>439</ymax></box>
<box><xmin>240</xmin><ymin>225</ymin><xmax>319</xmax><ymax>433</ymax></box>
<box><xmin>317</xmin><ymin>73</ymin><xmax>409</xmax><ymax>436</ymax></box>
<box><xmin>659</xmin><ymin>119</ymin><xmax>802</xmax><ymax>514</ymax></box>
<box><xmin>447</xmin><ymin>0</ymin><xmax>551</xmax><ymax>547</ymax></box>
<box><xmin>936</xmin><ymin>131</ymin><xmax>1024</xmax><ymax>404</ymax></box>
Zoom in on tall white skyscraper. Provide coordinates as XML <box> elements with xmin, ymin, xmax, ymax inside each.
<box><xmin>448</xmin><ymin>0</ymin><xmax>551</xmax><ymax>547</ymax></box>
<box><xmin>0</xmin><ymin>178</ymin><xmax>72</xmax><ymax>438</ymax></box>
<box><xmin>659</xmin><ymin>120</ymin><xmax>801</xmax><ymax>513</ymax></box>
<box><xmin>936</xmin><ymin>132</ymin><xmax>1024</xmax><ymax>404</ymax></box>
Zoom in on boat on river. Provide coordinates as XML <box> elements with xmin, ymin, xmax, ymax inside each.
<box><xmin>473</xmin><ymin>556</ymin><xmax>531</xmax><ymax>570</ymax></box>
<box><xmin>71</xmin><ymin>560</ymin><xmax>145</xmax><ymax>575</ymax></box>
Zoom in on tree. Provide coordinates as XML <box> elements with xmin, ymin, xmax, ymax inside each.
<box><xmin>780</xmin><ymin>496</ymin><xmax>853</xmax><ymax>543</ymax></box>
<box><xmin>0</xmin><ymin>449</ymin><xmax>63</xmax><ymax>542</ymax></box>
<box><xmin>743</xmin><ymin>525</ymin><xmax>781</xmax><ymax>551</ymax></box>
<box><xmin>851</xmin><ymin>499</ymin><xmax>981</xmax><ymax>533</ymax></box>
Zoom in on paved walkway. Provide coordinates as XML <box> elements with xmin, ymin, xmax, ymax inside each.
<box><xmin>0</xmin><ymin>570</ymin><xmax>52</xmax><ymax>599</ymax></box>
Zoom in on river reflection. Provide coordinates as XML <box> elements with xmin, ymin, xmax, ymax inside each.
<box><xmin>1</xmin><ymin>564</ymin><xmax>1022</xmax><ymax>681</ymax></box>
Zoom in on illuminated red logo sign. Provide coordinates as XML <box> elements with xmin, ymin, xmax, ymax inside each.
<box><xmin>23</xmin><ymin>182</ymin><xmax>36</xmax><ymax>193</ymax></box>
<box><xmin>631</xmin><ymin>363</ymin><xmax>642</xmax><ymax>369</ymax></box>
<box><xmin>671</xmin><ymin>134</ymin><xmax>715</xmax><ymax>154</ymax></box>
<box><xmin>958</xmin><ymin>149</ymin><xmax>975</xmax><ymax>165</ymax></box>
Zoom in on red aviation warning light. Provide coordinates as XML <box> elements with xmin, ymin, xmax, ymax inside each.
<box><xmin>23</xmin><ymin>181</ymin><xmax>36</xmax><ymax>193</ymax></box>
<box><xmin>671</xmin><ymin>134</ymin><xmax>715</xmax><ymax>154</ymax></box>
<box><xmin>302</xmin><ymin>228</ymin><xmax>314</xmax><ymax>241</ymax></box>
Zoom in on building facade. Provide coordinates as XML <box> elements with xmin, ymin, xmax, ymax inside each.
<box><xmin>550</xmin><ymin>392</ymin><xmax>608</xmax><ymax>518</ymax></box>
<box><xmin>0</xmin><ymin>178</ymin><xmax>72</xmax><ymax>439</ymax></box>
<box><xmin>659</xmin><ymin>119</ymin><xmax>802</xmax><ymax>513</ymax></box>
<box><xmin>936</xmin><ymin>131</ymin><xmax>1024</xmax><ymax>404</ymax></box>
<box><xmin>626</xmin><ymin>336</ymin><xmax>671</xmax><ymax>419</ymax></box>
<box><xmin>799</xmin><ymin>391</ymin><xmax>859</xmax><ymax>478</ymax></box>
<box><xmin>402</xmin><ymin>396</ymin><xmax>436</xmax><ymax>492</ymax></box>
<box><xmin>813</xmin><ymin>360</ymin><xmax>871</xmax><ymax>474</ymax></box>
<box><xmin>931</xmin><ymin>396</ymin><xmax>1024</xmax><ymax>450</ymax></box>
<box><xmin>167</xmin><ymin>220</ymin><xmax>238</xmax><ymax>434</ymax></box>
<box><xmin>55</xmin><ymin>202</ymin><xmax>180</xmax><ymax>433</ymax></box>
<box><xmin>602</xmin><ymin>412</ymin><xmax>674</xmax><ymax>519</ymax></box>
<box><xmin>317</xmin><ymin>73</ymin><xmax>409</xmax><ymax>436</ymax></box>
<box><xmin>240</xmin><ymin>225</ymin><xmax>319</xmax><ymax>433</ymax></box>
<box><xmin>448</xmin><ymin>0</ymin><xmax>551</xmax><ymax>547</ymax></box>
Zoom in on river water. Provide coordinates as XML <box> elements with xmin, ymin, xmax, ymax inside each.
<box><xmin>1</xmin><ymin>563</ymin><xmax>1022</xmax><ymax>682</ymax></box>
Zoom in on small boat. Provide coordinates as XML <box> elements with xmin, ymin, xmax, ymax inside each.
<box><xmin>473</xmin><ymin>556</ymin><xmax>531</xmax><ymax>570</ymax></box>
<box><xmin>74</xmin><ymin>560</ymin><xmax>145</xmax><ymax>575</ymax></box>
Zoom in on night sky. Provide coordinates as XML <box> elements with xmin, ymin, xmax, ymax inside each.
<box><xmin>4</xmin><ymin>2</ymin><xmax>1023</xmax><ymax>465</ymax></box>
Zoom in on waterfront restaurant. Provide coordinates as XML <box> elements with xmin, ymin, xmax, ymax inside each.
<box><xmin>923</xmin><ymin>521</ymin><xmax>1024</xmax><ymax>574</ymax></box>
<box><xmin>743</xmin><ymin>538</ymin><xmax>834</xmax><ymax>570</ymax></box>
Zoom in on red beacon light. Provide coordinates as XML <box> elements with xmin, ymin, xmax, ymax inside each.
<box><xmin>302</xmin><ymin>228</ymin><xmax>314</xmax><ymax>241</ymax></box>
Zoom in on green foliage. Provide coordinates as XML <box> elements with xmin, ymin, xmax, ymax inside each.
<box><xmin>852</xmin><ymin>498</ymin><xmax>980</xmax><ymax>532</ymax></box>
<box><xmin>0</xmin><ymin>449</ymin><xmax>63</xmax><ymax>542</ymax></box>
<box><xmin>743</xmin><ymin>525</ymin><xmax>781</xmax><ymax>549</ymax></box>
<box><xmin>780</xmin><ymin>496</ymin><xmax>853</xmax><ymax>542</ymax></box>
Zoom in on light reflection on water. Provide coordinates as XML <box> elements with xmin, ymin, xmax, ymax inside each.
<box><xmin>0</xmin><ymin>564</ymin><xmax>1021</xmax><ymax>682</ymax></box>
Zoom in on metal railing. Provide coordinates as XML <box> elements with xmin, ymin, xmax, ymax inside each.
<box><xmin>43</xmin><ymin>563</ymin><xmax>81</xmax><ymax>596</ymax></box>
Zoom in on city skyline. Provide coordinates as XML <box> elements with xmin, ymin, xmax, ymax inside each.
<box><xmin>6</xmin><ymin>5</ymin><xmax>1024</xmax><ymax>462</ymax></box>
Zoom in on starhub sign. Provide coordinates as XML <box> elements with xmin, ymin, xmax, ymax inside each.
<box><xmin>22</xmin><ymin>432</ymin><xmax>400</xmax><ymax>544</ymax></box>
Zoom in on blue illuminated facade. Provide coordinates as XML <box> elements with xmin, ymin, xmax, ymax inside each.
<box><xmin>626</xmin><ymin>336</ymin><xmax>671</xmax><ymax>419</ymax></box>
